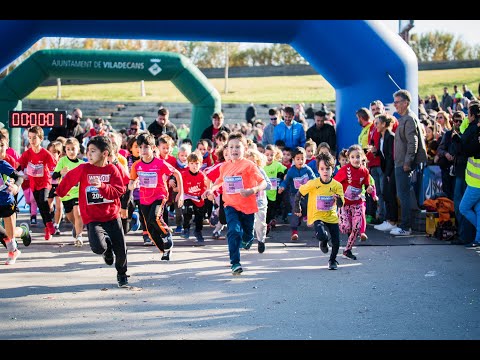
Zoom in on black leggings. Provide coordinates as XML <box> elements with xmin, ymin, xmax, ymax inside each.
<box><xmin>314</xmin><ymin>220</ymin><xmax>340</xmax><ymax>262</ymax></box>
<box><xmin>33</xmin><ymin>188</ymin><xmax>53</xmax><ymax>226</ymax></box>
<box><xmin>87</xmin><ymin>217</ymin><xmax>127</xmax><ymax>275</ymax></box>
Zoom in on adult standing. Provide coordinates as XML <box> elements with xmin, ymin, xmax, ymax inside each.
<box><xmin>245</xmin><ymin>102</ymin><xmax>257</xmax><ymax>125</ymax></box>
<box><xmin>48</xmin><ymin>107</ymin><xmax>84</xmax><ymax>144</ymax></box>
<box><xmin>449</xmin><ymin>111</ymin><xmax>476</xmax><ymax>245</ymax></box>
<box><xmin>200</xmin><ymin>112</ymin><xmax>230</xmax><ymax>142</ymax></box>
<box><xmin>147</xmin><ymin>107</ymin><xmax>178</xmax><ymax>143</ymax></box>
<box><xmin>440</xmin><ymin>87</ymin><xmax>454</xmax><ymax>112</ymax></box>
<box><xmin>390</xmin><ymin>89</ymin><xmax>427</xmax><ymax>236</ymax></box>
<box><xmin>262</xmin><ymin>108</ymin><xmax>282</xmax><ymax>146</ymax></box>
<box><xmin>459</xmin><ymin>101</ymin><xmax>480</xmax><ymax>247</ymax></box>
<box><xmin>273</xmin><ymin>106</ymin><xmax>306</xmax><ymax>149</ymax></box>
<box><xmin>306</xmin><ymin>110</ymin><xmax>336</xmax><ymax>154</ymax></box>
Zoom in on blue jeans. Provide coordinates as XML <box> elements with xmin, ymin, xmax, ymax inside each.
<box><xmin>225</xmin><ymin>206</ymin><xmax>255</xmax><ymax>266</ymax></box>
<box><xmin>395</xmin><ymin>166</ymin><xmax>412</xmax><ymax>231</ymax></box>
<box><xmin>370</xmin><ymin>166</ymin><xmax>385</xmax><ymax>221</ymax></box>
<box><xmin>459</xmin><ymin>185</ymin><xmax>480</xmax><ymax>243</ymax></box>
<box><xmin>454</xmin><ymin>177</ymin><xmax>476</xmax><ymax>243</ymax></box>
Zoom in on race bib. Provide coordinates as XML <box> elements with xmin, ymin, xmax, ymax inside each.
<box><xmin>269</xmin><ymin>178</ymin><xmax>278</xmax><ymax>190</ymax></box>
<box><xmin>27</xmin><ymin>162</ymin><xmax>44</xmax><ymax>177</ymax></box>
<box><xmin>344</xmin><ymin>185</ymin><xmax>362</xmax><ymax>201</ymax></box>
<box><xmin>316</xmin><ymin>195</ymin><xmax>335</xmax><ymax>211</ymax></box>
<box><xmin>224</xmin><ymin>176</ymin><xmax>244</xmax><ymax>195</ymax></box>
<box><xmin>138</xmin><ymin>171</ymin><xmax>158</xmax><ymax>188</ymax></box>
<box><xmin>255</xmin><ymin>189</ymin><xmax>265</xmax><ymax>200</ymax></box>
<box><xmin>293</xmin><ymin>174</ymin><xmax>309</xmax><ymax>189</ymax></box>
<box><xmin>86</xmin><ymin>185</ymin><xmax>113</xmax><ymax>205</ymax></box>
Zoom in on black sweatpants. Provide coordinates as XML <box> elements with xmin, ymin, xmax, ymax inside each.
<box><xmin>139</xmin><ymin>199</ymin><xmax>171</xmax><ymax>252</ymax></box>
<box><xmin>314</xmin><ymin>220</ymin><xmax>340</xmax><ymax>262</ymax></box>
<box><xmin>33</xmin><ymin>188</ymin><xmax>53</xmax><ymax>226</ymax></box>
<box><xmin>87</xmin><ymin>217</ymin><xmax>127</xmax><ymax>276</ymax></box>
<box><xmin>182</xmin><ymin>199</ymin><xmax>206</xmax><ymax>232</ymax></box>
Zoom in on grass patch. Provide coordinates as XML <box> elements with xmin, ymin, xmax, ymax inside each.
<box><xmin>26</xmin><ymin>68</ymin><xmax>480</xmax><ymax>104</ymax></box>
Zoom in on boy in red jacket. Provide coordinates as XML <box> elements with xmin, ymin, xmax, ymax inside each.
<box><xmin>56</xmin><ymin>136</ymin><xmax>130</xmax><ymax>288</ymax></box>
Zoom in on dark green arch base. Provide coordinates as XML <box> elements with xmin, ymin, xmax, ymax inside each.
<box><xmin>0</xmin><ymin>49</ymin><xmax>221</xmax><ymax>151</ymax></box>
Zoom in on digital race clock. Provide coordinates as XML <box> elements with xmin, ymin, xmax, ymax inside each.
<box><xmin>8</xmin><ymin>111</ymin><xmax>67</xmax><ymax>128</ymax></box>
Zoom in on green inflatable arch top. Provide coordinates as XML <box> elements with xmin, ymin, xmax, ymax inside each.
<box><xmin>0</xmin><ymin>49</ymin><xmax>221</xmax><ymax>151</ymax></box>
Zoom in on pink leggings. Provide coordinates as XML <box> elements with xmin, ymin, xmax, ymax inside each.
<box><xmin>23</xmin><ymin>188</ymin><xmax>38</xmax><ymax>216</ymax></box>
<box><xmin>339</xmin><ymin>203</ymin><xmax>364</xmax><ymax>251</ymax></box>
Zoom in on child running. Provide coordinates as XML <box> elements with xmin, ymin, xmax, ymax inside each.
<box><xmin>128</xmin><ymin>133</ymin><xmax>184</xmax><ymax>261</ymax></box>
<box><xmin>294</xmin><ymin>152</ymin><xmax>344</xmax><ymax>270</ymax></box>
<box><xmin>0</xmin><ymin>133</ymin><xmax>31</xmax><ymax>264</ymax></box>
<box><xmin>56</xmin><ymin>136</ymin><xmax>130</xmax><ymax>288</ymax></box>
<box><xmin>333</xmin><ymin>144</ymin><xmax>372</xmax><ymax>260</ymax></box>
<box><xmin>17</xmin><ymin>126</ymin><xmax>57</xmax><ymax>240</ymax></box>
<box><xmin>203</xmin><ymin>132</ymin><xmax>267</xmax><ymax>275</ymax></box>
<box><xmin>52</xmin><ymin>137</ymin><xmax>85</xmax><ymax>247</ymax></box>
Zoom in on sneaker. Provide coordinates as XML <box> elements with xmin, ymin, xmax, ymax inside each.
<box><xmin>54</xmin><ymin>224</ymin><xmax>61</xmax><ymax>236</ymax></box>
<box><xmin>374</xmin><ymin>221</ymin><xmax>396</xmax><ymax>232</ymax></box>
<box><xmin>258</xmin><ymin>241</ymin><xmax>265</xmax><ymax>254</ymax></box>
<box><xmin>319</xmin><ymin>240</ymin><xmax>328</xmax><ymax>254</ymax></box>
<box><xmin>102</xmin><ymin>243</ymin><xmax>114</xmax><ymax>266</ymax></box>
<box><xmin>242</xmin><ymin>239</ymin><xmax>253</xmax><ymax>250</ymax></box>
<box><xmin>5</xmin><ymin>249</ymin><xmax>21</xmax><ymax>265</ymax></box>
<box><xmin>390</xmin><ymin>227</ymin><xmax>411</xmax><ymax>236</ymax></box>
<box><xmin>202</xmin><ymin>218</ymin><xmax>210</xmax><ymax>226</ymax></box>
<box><xmin>44</xmin><ymin>227</ymin><xmax>52</xmax><ymax>241</ymax></box>
<box><xmin>30</xmin><ymin>215</ymin><xmax>37</xmax><ymax>225</ymax></box>
<box><xmin>130</xmin><ymin>211</ymin><xmax>140</xmax><ymax>232</ymax></box>
<box><xmin>360</xmin><ymin>233</ymin><xmax>368</xmax><ymax>242</ymax></box>
<box><xmin>174</xmin><ymin>226</ymin><xmax>183</xmax><ymax>234</ymax></box>
<box><xmin>231</xmin><ymin>263</ymin><xmax>243</xmax><ymax>275</ymax></box>
<box><xmin>212</xmin><ymin>231</ymin><xmax>220</xmax><ymax>240</ymax></box>
<box><xmin>194</xmin><ymin>231</ymin><xmax>205</xmax><ymax>243</ymax></box>
<box><xmin>182</xmin><ymin>229</ymin><xmax>190</xmax><ymax>240</ymax></box>
<box><xmin>117</xmin><ymin>274</ymin><xmax>129</xmax><ymax>288</ymax></box>
<box><xmin>343</xmin><ymin>249</ymin><xmax>357</xmax><ymax>260</ymax></box>
<box><xmin>19</xmin><ymin>223</ymin><xmax>31</xmax><ymax>247</ymax></box>
<box><xmin>465</xmin><ymin>242</ymin><xmax>480</xmax><ymax>248</ymax></box>
<box><xmin>74</xmin><ymin>236</ymin><xmax>84</xmax><ymax>247</ymax></box>
<box><xmin>328</xmin><ymin>259</ymin><xmax>338</xmax><ymax>270</ymax></box>
<box><xmin>291</xmin><ymin>230</ymin><xmax>298</xmax><ymax>241</ymax></box>
<box><xmin>161</xmin><ymin>236</ymin><xmax>173</xmax><ymax>261</ymax></box>
<box><xmin>366</xmin><ymin>215</ymin><xmax>374</xmax><ymax>224</ymax></box>
<box><xmin>143</xmin><ymin>234</ymin><xmax>153</xmax><ymax>246</ymax></box>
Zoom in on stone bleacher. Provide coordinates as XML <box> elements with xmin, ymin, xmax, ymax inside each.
<box><xmin>22</xmin><ymin>99</ymin><xmax>336</xmax><ymax>131</ymax></box>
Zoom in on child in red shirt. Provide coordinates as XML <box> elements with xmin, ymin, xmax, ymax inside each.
<box><xmin>181</xmin><ymin>152</ymin><xmax>208</xmax><ymax>242</ymax></box>
<box><xmin>334</xmin><ymin>144</ymin><xmax>373</xmax><ymax>260</ymax></box>
<box><xmin>18</xmin><ymin>126</ymin><xmax>57</xmax><ymax>240</ymax></box>
<box><xmin>56</xmin><ymin>136</ymin><xmax>130</xmax><ymax>288</ymax></box>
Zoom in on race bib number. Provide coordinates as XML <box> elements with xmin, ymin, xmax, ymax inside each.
<box><xmin>269</xmin><ymin>178</ymin><xmax>278</xmax><ymax>190</ymax></box>
<box><xmin>255</xmin><ymin>189</ymin><xmax>265</xmax><ymax>200</ymax></box>
<box><xmin>316</xmin><ymin>195</ymin><xmax>335</xmax><ymax>211</ymax></box>
<box><xmin>224</xmin><ymin>176</ymin><xmax>244</xmax><ymax>195</ymax></box>
<box><xmin>293</xmin><ymin>174</ymin><xmax>309</xmax><ymax>189</ymax></box>
<box><xmin>86</xmin><ymin>186</ymin><xmax>113</xmax><ymax>205</ymax></box>
<box><xmin>27</xmin><ymin>163</ymin><xmax>44</xmax><ymax>177</ymax></box>
<box><xmin>138</xmin><ymin>172</ymin><xmax>158</xmax><ymax>188</ymax></box>
<box><xmin>344</xmin><ymin>185</ymin><xmax>362</xmax><ymax>201</ymax></box>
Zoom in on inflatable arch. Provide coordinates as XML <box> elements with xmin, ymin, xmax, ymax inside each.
<box><xmin>0</xmin><ymin>20</ymin><xmax>418</xmax><ymax>152</ymax></box>
<box><xmin>0</xmin><ymin>49</ymin><xmax>220</xmax><ymax>150</ymax></box>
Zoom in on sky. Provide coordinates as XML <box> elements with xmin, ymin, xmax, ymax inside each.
<box><xmin>380</xmin><ymin>20</ymin><xmax>480</xmax><ymax>47</ymax></box>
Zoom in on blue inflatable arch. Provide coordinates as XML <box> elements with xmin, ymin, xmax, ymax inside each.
<box><xmin>0</xmin><ymin>20</ymin><xmax>418</xmax><ymax>151</ymax></box>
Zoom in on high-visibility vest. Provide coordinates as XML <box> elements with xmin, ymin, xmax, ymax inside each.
<box><xmin>466</xmin><ymin>157</ymin><xmax>480</xmax><ymax>188</ymax></box>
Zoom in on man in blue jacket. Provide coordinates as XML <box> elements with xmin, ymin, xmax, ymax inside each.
<box><xmin>273</xmin><ymin>106</ymin><xmax>306</xmax><ymax>149</ymax></box>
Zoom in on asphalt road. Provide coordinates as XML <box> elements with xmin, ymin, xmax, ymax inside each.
<box><xmin>1</xmin><ymin>215</ymin><xmax>479</xmax><ymax>340</ymax></box>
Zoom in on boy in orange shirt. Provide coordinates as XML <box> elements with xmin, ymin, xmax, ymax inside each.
<box><xmin>203</xmin><ymin>132</ymin><xmax>267</xmax><ymax>275</ymax></box>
